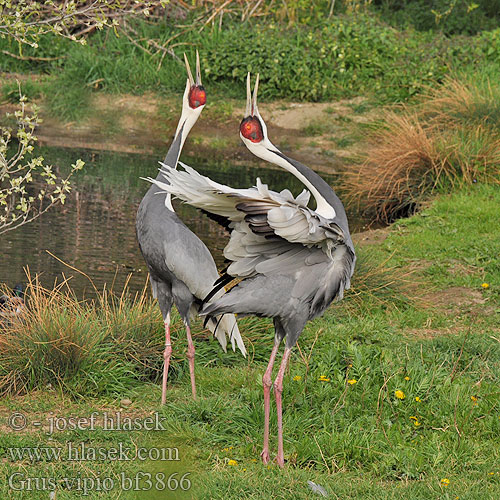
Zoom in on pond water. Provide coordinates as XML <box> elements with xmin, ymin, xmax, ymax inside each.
<box><xmin>0</xmin><ymin>147</ymin><xmax>364</xmax><ymax>298</ymax></box>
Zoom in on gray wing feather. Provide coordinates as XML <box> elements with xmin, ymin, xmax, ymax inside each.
<box><xmin>147</xmin><ymin>162</ymin><xmax>356</xmax><ymax>323</ymax></box>
<box><xmin>160</xmin><ymin>235</ymin><xmax>219</xmax><ymax>300</ymax></box>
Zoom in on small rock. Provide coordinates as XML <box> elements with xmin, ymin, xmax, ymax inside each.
<box><xmin>120</xmin><ymin>398</ymin><xmax>132</xmax><ymax>407</ymax></box>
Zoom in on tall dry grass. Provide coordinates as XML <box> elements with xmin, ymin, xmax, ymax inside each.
<box><xmin>344</xmin><ymin>75</ymin><xmax>500</xmax><ymax>222</ymax></box>
<box><xmin>0</xmin><ymin>273</ymin><xmax>170</xmax><ymax>397</ymax></box>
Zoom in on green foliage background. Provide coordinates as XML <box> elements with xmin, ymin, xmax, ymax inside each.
<box><xmin>1</xmin><ymin>3</ymin><xmax>500</xmax><ymax>115</ymax></box>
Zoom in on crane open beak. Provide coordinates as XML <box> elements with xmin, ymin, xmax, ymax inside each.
<box><xmin>196</xmin><ymin>50</ymin><xmax>201</xmax><ymax>86</ymax></box>
<box><xmin>184</xmin><ymin>50</ymin><xmax>202</xmax><ymax>87</ymax></box>
<box><xmin>184</xmin><ymin>53</ymin><xmax>195</xmax><ymax>87</ymax></box>
<box><xmin>245</xmin><ymin>72</ymin><xmax>260</xmax><ymax>117</ymax></box>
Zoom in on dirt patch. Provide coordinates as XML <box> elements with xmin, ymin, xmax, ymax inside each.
<box><xmin>0</xmin><ymin>89</ymin><xmax>377</xmax><ymax>174</ymax></box>
<box><xmin>352</xmin><ymin>227</ymin><xmax>389</xmax><ymax>246</ymax></box>
<box><xmin>407</xmin><ymin>326</ymin><xmax>465</xmax><ymax>339</ymax></box>
<box><xmin>424</xmin><ymin>286</ymin><xmax>487</xmax><ymax>309</ymax></box>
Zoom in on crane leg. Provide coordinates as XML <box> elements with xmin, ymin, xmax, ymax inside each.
<box><xmin>274</xmin><ymin>347</ymin><xmax>292</xmax><ymax>468</ymax></box>
<box><xmin>261</xmin><ymin>342</ymin><xmax>280</xmax><ymax>464</ymax></box>
<box><xmin>186</xmin><ymin>325</ymin><xmax>197</xmax><ymax>400</ymax></box>
<box><xmin>161</xmin><ymin>313</ymin><xmax>172</xmax><ymax>406</ymax></box>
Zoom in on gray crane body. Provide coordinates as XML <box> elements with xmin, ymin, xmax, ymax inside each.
<box><xmin>151</xmin><ymin>160</ymin><xmax>355</xmax><ymax>350</ymax></box>
<box><xmin>136</xmin><ymin>137</ymin><xmax>221</xmax><ymax>323</ymax></box>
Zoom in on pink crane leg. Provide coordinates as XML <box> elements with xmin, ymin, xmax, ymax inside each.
<box><xmin>186</xmin><ymin>325</ymin><xmax>197</xmax><ymax>400</ymax></box>
<box><xmin>161</xmin><ymin>314</ymin><xmax>172</xmax><ymax>405</ymax></box>
<box><xmin>261</xmin><ymin>342</ymin><xmax>280</xmax><ymax>464</ymax></box>
<box><xmin>274</xmin><ymin>347</ymin><xmax>292</xmax><ymax>468</ymax></box>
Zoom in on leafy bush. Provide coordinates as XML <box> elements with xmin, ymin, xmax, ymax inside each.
<box><xmin>374</xmin><ymin>0</ymin><xmax>500</xmax><ymax>35</ymax></box>
<box><xmin>2</xmin><ymin>13</ymin><xmax>500</xmax><ymax>117</ymax></box>
<box><xmin>71</xmin><ymin>15</ymin><xmax>499</xmax><ymax>103</ymax></box>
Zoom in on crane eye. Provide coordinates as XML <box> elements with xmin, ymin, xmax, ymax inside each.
<box><xmin>240</xmin><ymin>117</ymin><xmax>263</xmax><ymax>143</ymax></box>
<box><xmin>188</xmin><ymin>85</ymin><xmax>206</xmax><ymax>109</ymax></box>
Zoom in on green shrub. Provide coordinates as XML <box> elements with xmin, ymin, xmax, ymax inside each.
<box><xmin>374</xmin><ymin>0</ymin><xmax>500</xmax><ymax>35</ymax></box>
<box><xmin>1</xmin><ymin>12</ymin><xmax>499</xmax><ymax>118</ymax></box>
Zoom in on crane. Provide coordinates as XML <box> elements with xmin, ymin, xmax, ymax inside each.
<box><xmin>148</xmin><ymin>73</ymin><xmax>356</xmax><ymax>466</ymax></box>
<box><xmin>136</xmin><ymin>53</ymin><xmax>246</xmax><ymax>404</ymax></box>
<box><xmin>149</xmin><ymin>73</ymin><xmax>355</xmax><ymax>466</ymax></box>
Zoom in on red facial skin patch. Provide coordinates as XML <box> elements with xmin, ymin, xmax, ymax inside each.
<box><xmin>189</xmin><ymin>86</ymin><xmax>206</xmax><ymax>108</ymax></box>
<box><xmin>240</xmin><ymin>117</ymin><xmax>264</xmax><ymax>143</ymax></box>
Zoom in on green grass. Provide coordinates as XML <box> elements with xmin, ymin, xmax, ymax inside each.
<box><xmin>1</xmin><ymin>184</ymin><xmax>499</xmax><ymax>498</ymax></box>
<box><xmin>301</xmin><ymin>120</ymin><xmax>329</xmax><ymax>137</ymax></box>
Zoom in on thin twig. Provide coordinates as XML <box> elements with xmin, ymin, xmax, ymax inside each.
<box><xmin>2</xmin><ymin>50</ymin><xmax>66</xmax><ymax>61</ymax></box>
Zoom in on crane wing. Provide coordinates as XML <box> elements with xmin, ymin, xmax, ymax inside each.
<box><xmin>147</xmin><ymin>162</ymin><xmax>355</xmax><ymax>319</ymax></box>
<box><xmin>150</xmin><ymin>162</ymin><xmax>347</xmax><ymax>249</ymax></box>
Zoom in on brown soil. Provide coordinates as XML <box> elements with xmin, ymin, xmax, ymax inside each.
<box><xmin>0</xmin><ymin>87</ymin><xmax>377</xmax><ymax>174</ymax></box>
<box><xmin>424</xmin><ymin>286</ymin><xmax>487</xmax><ymax>309</ymax></box>
<box><xmin>352</xmin><ymin>227</ymin><xmax>389</xmax><ymax>246</ymax></box>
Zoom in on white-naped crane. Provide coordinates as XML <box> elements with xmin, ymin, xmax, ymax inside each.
<box><xmin>136</xmin><ymin>53</ymin><xmax>246</xmax><ymax>404</ymax></box>
<box><xmin>148</xmin><ymin>73</ymin><xmax>355</xmax><ymax>466</ymax></box>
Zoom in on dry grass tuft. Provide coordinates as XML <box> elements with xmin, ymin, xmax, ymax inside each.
<box><xmin>344</xmin><ymin>111</ymin><xmax>447</xmax><ymax>222</ymax></box>
<box><xmin>0</xmin><ymin>273</ymin><xmax>169</xmax><ymax>397</ymax></box>
<box><xmin>344</xmin><ymin>76</ymin><xmax>500</xmax><ymax>222</ymax></box>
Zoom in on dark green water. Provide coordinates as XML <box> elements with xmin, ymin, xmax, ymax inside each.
<box><xmin>0</xmin><ymin>147</ymin><xmax>362</xmax><ymax>297</ymax></box>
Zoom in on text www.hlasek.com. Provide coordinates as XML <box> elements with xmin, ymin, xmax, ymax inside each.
<box><xmin>8</xmin><ymin>442</ymin><xmax>179</xmax><ymax>462</ymax></box>
<box><xmin>9</xmin><ymin>472</ymin><xmax>192</xmax><ymax>495</ymax></box>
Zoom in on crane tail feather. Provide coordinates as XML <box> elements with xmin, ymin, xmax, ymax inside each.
<box><xmin>205</xmin><ymin>313</ymin><xmax>246</xmax><ymax>357</ymax></box>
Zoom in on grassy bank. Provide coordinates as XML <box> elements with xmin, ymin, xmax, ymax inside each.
<box><xmin>343</xmin><ymin>70</ymin><xmax>500</xmax><ymax>222</ymax></box>
<box><xmin>1</xmin><ymin>184</ymin><xmax>498</xmax><ymax>499</ymax></box>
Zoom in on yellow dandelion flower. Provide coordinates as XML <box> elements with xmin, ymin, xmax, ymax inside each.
<box><xmin>318</xmin><ymin>375</ymin><xmax>330</xmax><ymax>382</ymax></box>
<box><xmin>481</xmin><ymin>283</ymin><xmax>490</xmax><ymax>289</ymax></box>
<box><xmin>227</xmin><ymin>459</ymin><xmax>238</xmax><ymax>466</ymax></box>
<box><xmin>348</xmin><ymin>379</ymin><xmax>357</xmax><ymax>385</ymax></box>
<box><xmin>489</xmin><ymin>472</ymin><xmax>495</xmax><ymax>475</ymax></box>
<box><xmin>404</xmin><ymin>376</ymin><xmax>410</xmax><ymax>381</ymax></box>
<box><xmin>293</xmin><ymin>375</ymin><xmax>302</xmax><ymax>381</ymax></box>
<box><xmin>395</xmin><ymin>390</ymin><xmax>406</xmax><ymax>400</ymax></box>
<box><xmin>471</xmin><ymin>395</ymin><xmax>478</xmax><ymax>403</ymax></box>
<box><xmin>414</xmin><ymin>420</ymin><xmax>421</xmax><ymax>426</ymax></box>
<box><xmin>243</xmin><ymin>468</ymin><xmax>247</xmax><ymax>472</ymax></box>
<box><xmin>440</xmin><ymin>478</ymin><xmax>450</xmax><ymax>486</ymax></box>
<box><xmin>415</xmin><ymin>397</ymin><xmax>421</xmax><ymax>402</ymax></box>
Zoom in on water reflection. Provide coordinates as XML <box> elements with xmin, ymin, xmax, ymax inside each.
<box><xmin>0</xmin><ymin>147</ymin><xmax>361</xmax><ymax>297</ymax></box>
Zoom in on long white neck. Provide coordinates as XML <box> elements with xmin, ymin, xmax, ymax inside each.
<box><xmin>163</xmin><ymin>109</ymin><xmax>201</xmax><ymax>171</ymax></box>
<box><xmin>160</xmin><ymin>107</ymin><xmax>202</xmax><ymax>211</ymax></box>
<box><xmin>244</xmin><ymin>138</ymin><xmax>336</xmax><ymax>219</ymax></box>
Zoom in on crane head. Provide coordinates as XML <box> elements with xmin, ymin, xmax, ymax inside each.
<box><xmin>240</xmin><ymin>73</ymin><xmax>267</xmax><ymax>145</ymax></box>
<box><xmin>183</xmin><ymin>51</ymin><xmax>206</xmax><ymax>110</ymax></box>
